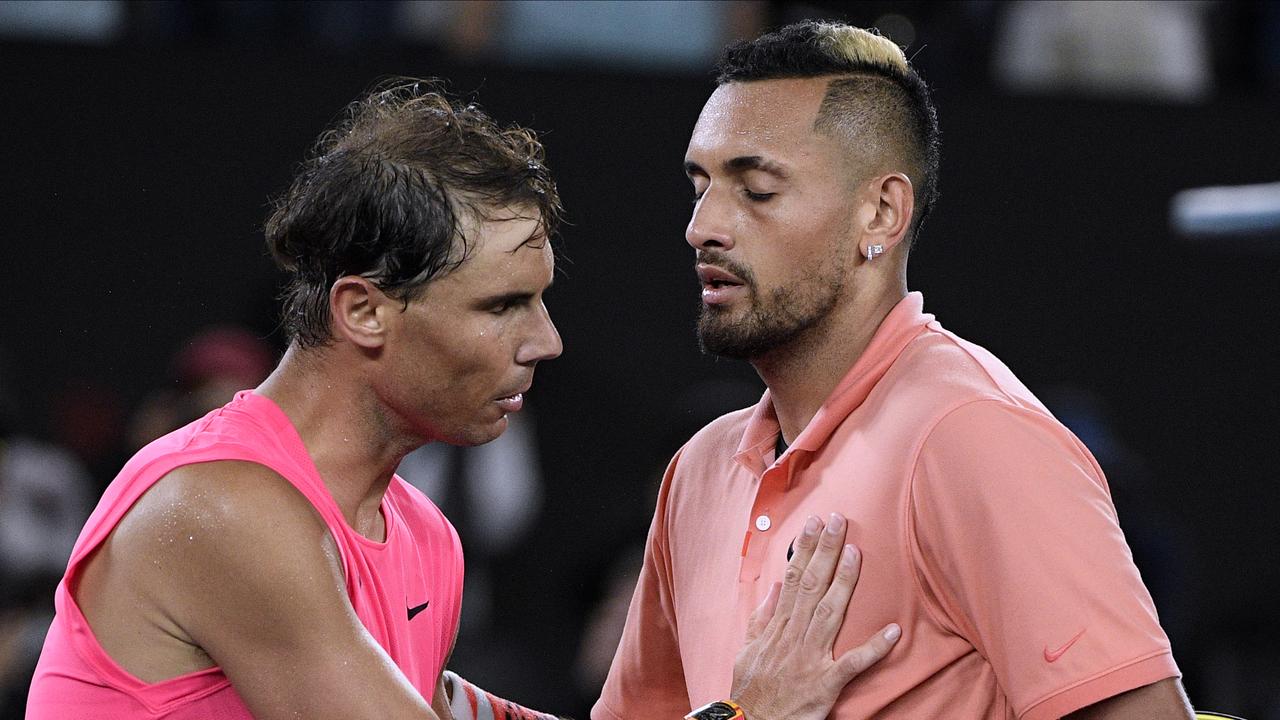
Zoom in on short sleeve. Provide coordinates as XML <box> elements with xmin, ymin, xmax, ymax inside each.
<box><xmin>909</xmin><ymin>400</ymin><xmax>1179</xmax><ymax>720</ymax></box>
<box><xmin>592</xmin><ymin>452</ymin><xmax>691</xmax><ymax>720</ymax></box>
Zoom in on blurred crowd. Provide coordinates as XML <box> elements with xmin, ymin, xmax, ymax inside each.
<box><xmin>0</xmin><ymin>1</ymin><xmax>1278</xmax><ymax>97</ymax></box>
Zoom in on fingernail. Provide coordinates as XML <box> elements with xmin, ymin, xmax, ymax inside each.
<box><xmin>885</xmin><ymin>624</ymin><xmax>901</xmax><ymax>642</ymax></box>
<box><xmin>804</xmin><ymin>515</ymin><xmax>820</xmax><ymax>536</ymax></box>
<box><xmin>826</xmin><ymin>513</ymin><xmax>844</xmax><ymax>534</ymax></box>
<box><xmin>842</xmin><ymin>545</ymin><xmax>858</xmax><ymax>566</ymax></box>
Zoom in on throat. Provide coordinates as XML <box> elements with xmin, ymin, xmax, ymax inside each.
<box><xmin>351</xmin><ymin>497</ymin><xmax>388</xmax><ymax>542</ymax></box>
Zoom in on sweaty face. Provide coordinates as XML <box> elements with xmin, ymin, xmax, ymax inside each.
<box><xmin>684</xmin><ymin>78</ymin><xmax>861</xmax><ymax>360</ymax></box>
<box><xmin>379</xmin><ymin>207</ymin><xmax>561</xmax><ymax>446</ymax></box>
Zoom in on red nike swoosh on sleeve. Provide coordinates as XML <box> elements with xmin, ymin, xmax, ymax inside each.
<box><xmin>1044</xmin><ymin>628</ymin><xmax>1087</xmax><ymax>663</ymax></box>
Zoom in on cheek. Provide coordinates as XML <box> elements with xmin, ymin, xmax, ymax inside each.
<box><xmin>753</xmin><ymin>222</ymin><xmax>831</xmax><ymax>285</ymax></box>
<box><xmin>446</xmin><ymin>324</ymin><xmax>515</xmax><ymax>383</ymax></box>
<box><xmin>785</xmin><ymin>206</ymin><xmax>852</xmax><ymax>258</ymax></box>
<box><xmin>399</xmin><ymin>327</ymin><xmax>482</xmax><ymax>389</ymax></box>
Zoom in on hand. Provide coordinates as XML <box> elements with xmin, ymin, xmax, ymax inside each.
<box><xmin>730</xmin><ymin>514</ymin><xmax>900</xmax><ymax>720</ymax></box>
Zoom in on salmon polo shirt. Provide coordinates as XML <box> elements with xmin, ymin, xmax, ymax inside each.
<box><xmin>594</xmin><ymin>292</ymin><xmax>1178</xmax><ymax>720</ymax></box>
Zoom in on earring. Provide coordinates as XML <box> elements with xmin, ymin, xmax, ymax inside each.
<box><xmin>864</xmin><ymin>244</ymin><xmax>884</xmax><ymax>261</ymax></box>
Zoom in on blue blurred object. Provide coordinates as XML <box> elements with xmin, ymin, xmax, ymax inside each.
<box><xmin>1171</xmin><ymin>182</ymin><xmax>1280</xmax><ymax>238</ymax></box>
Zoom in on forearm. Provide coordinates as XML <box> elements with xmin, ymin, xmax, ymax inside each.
<box><xmin>442</xmin><ymin>671</ymin><xmax>569</xmax><ymax>720</ymax></box>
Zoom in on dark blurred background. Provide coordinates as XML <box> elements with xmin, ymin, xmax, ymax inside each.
<box><xmin>1</xmin><ymin>1</ymin><xmax>1278</xmax><ymax>718</ymax></box>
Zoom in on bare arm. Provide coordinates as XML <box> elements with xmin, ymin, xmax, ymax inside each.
<box><xmin>1063</xmin><ymin>678</ymin><xmax>1193</xmax><ymax>719</ymax></box>
<box><xmin>112</xmin><ymin>462</ymin><xmax>442</xmax><ymax>720</ymax></box>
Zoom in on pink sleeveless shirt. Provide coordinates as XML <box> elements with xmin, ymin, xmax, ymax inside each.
<box><xmin>27</xmin><ymin>391</ymin><xmax>464</xmax><ymax>718</ymax></box>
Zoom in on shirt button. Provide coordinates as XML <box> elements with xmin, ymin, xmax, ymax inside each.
<box><xmin>755</xmin><ymin>515</ymin><xmax>772</xmax><ymax>532</ymax></box>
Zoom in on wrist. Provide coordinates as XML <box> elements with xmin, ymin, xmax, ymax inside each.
<box><xmin>684</xmin><ymin>699</ymin><xmax>745</xmax><ymax>720</ymax></box>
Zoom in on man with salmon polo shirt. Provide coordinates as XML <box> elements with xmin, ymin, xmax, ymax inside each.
<box><xmin>596</xmin><ymin>21</ymin><xmax>1195</xmax><ymax>720</ymax></box>
<box><xmin>26</xmin><ymin>80</ymin><xmax>898</xmax><ymax>720</ymax></box>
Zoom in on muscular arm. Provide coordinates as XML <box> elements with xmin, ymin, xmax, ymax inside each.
<box><xmin>87</xmin><ymin>461</ymin><xmax>441</xmax><ymax>720</ymax></box>
<box><xmin>1063</xmin><ymin>678</ymin><xmax>1193</xmax><ymax>719</ymax></box>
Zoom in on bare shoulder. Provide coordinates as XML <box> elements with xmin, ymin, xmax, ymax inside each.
<box><xmin>117</xmin><ymin>459</ymin><xmax>328</xmax><ymax>550</ymax></box>
<box><xmin>78</xmin><ymin>459</ymin><xmax>437</xmax><ymax>718</ymax></box>
<box><xmin>120</xmin><ymin>459</ymin><xmax>343</xmax><ymax>621</ymax></box>
<box><xmin>77</xmin><ymin>460</ymin><xmax>342</xmax><ymax>681</ymax></box>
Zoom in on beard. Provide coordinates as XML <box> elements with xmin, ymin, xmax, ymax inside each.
<box><xmin>697</xmin><ymin>264</ymin><xmax>843</xmax><ymax>360</ymax></box>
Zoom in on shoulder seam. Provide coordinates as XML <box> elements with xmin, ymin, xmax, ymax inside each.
<box><xmin>926</xmin><ymin>325</ymin><xmax>1027</xmax><ymax>409</ymax></box>
<box><xmin>903</xmin><ymin>397</ymin><xmax>1004</xmax><ymax>642</ymax></box>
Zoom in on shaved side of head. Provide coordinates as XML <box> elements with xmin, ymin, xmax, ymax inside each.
<box><xmin>716</xmin><ymin>22</ymin><xmax>941</xmax><ymax>245</ymax></box>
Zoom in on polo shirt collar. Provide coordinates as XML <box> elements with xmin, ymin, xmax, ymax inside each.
<box><xmin>733</xmin><ymin>292</ymin><xmax>934</xmax><ymax>476</ymax></box>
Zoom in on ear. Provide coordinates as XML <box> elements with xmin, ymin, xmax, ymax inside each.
<box><xmin>329</xmin><ymin>276</ymin><xmax>391</xmax><ymax>349</ymax></box>
<box><xmin>859</xmin><ymin>172</ymin><xmax>915</xmax><ymax>258</ymax></box>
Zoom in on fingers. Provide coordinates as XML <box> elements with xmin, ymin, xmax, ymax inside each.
<box><xmin>787</xmin><ymin>514</ymin><xmax>848</xmax><ymax>633</ymax></box>
<box><xmin>826</xmin><ymin>623</ymin><xmax>901</xmax><ymax>690</ymax></box>
<box><xmin>744</xmin><ymin>582</ymin><xmax>781</xmax><ymax>644</ymax></box>
<box><xmin>802</xmin><ymin>543</ymin><xmax>862</xmax><ymax>652</ymax></box>
<box><xmin>769</xmin><ymin>515</ymin><xmax>823</xmax><ymax>634</ymax></box>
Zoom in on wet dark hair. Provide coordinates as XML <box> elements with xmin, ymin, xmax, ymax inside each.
<box><xmin>265</xmin><ymin>79</ymin><xmax>562</xmax><ymax>348</ymax></box>
<box><xmin>716</xmin><ymin>21</ymin><xmax>940</xmax><ymax>244</ymax></box>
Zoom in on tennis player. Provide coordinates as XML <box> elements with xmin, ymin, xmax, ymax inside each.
<box><xmin>596</xmin><ymin>21</ymin><xmax>1195</xmax><ymax>720</ymax></box>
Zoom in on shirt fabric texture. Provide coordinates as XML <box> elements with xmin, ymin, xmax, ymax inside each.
<box><xmin>27</xmin><ymin>390</ymin><xmax>464</xmax><ymax>719</ymax></box>
<box><xmin>594</xmin><ymin>292</ymin><xmax>1178</xmax><ymax>720</ymax></box>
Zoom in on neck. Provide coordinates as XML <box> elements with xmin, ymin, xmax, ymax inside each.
<box><xmin>256</xmin><ymin>343</ymin><xmax>421</xmax><ymax>539</ymax></box>
<box><xmin>753</xmin><ymin>272</ymin><xmax>906</xmax><ymax>444</ymax></box>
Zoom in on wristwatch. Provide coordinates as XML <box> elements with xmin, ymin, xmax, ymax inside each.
<box><xmin>684</xmin><ymin>700</ymin><xmax>745</xmax><ymax>720</ymax></box>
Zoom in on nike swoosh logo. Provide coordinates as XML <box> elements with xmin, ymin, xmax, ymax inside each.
<box><xmin>407</xmin><ymin>600</ymin><xmax>430</xmax><ymax>621</ymax></box>
<box><xmin>1044</xmin><ymin>628</ymin><xmax>1086</xmax><ymax>663</ymax></box>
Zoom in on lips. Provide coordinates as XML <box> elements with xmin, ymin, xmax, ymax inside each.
<box><xmin>696</xmin><ymin>263</ymin><xmax>745</xmax><ymax>288</ymax></box>
<box><xmin>494</xmin><ymin>383</ymin><xmax>531</xmax><ymax>414</ymax></box>
<box><xmin>495</xmin><ymin>393</ymin><xmax>524</xmax><ymax>414</ymax></box>
<box><xmin>696</xmin><ymin>263</ymin><xmax>747</xmax><ymax>306</ymax></box>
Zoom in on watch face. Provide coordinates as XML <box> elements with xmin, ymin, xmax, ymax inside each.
<box><xmin>695</xmin><ymin>702</ymin><xmax>741</xmax><ymax>720</ymax></box>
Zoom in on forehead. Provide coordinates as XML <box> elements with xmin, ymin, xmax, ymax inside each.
<box><xmin>472</xmin><ymin>207</ymin><xmax>545</xmax><ymax>253</ymax></box>
<box><xmin>687</xmin><ymin>78</ymin><xmax>834</xmax><ymax>161</ymax></box>
<box><xmin>445</xmin><ymin>208</ymin><xmax>552</xmax><ymax>282</ymax></box>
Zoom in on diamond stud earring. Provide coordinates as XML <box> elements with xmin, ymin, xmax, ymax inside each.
<box><xmin>865</xmin><ymin>244</ymin><xmax>884</xmax><ymax>261</ymax></box>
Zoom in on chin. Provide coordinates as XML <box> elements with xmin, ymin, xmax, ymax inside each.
<box><xmin>454</xmin><ymin>415</ymin><xmax>510</xmax><ymax>447</ymax></box>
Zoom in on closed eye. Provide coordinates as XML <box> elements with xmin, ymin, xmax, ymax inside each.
<box><xmin>483</xmin><ymin>293</ymin><xmax>534</xmax><ymax>315</ymax></box>
<box><xmin>744</xmin><ymin>190</ymin><xmax>775</xmax><ymax>202</ymax></box>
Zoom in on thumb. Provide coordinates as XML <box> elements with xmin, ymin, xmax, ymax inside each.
<box><xmin>826</xmin><ymin>623</ymin><xmax>901</xmax><ymax>691</ymax></box>
<box><xmin>744</xmin><ymin>582</ymin><xmax>781</xmax><ymax>644</ymax></box>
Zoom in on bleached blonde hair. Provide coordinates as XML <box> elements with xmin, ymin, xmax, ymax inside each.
<box><xmin>811</xmin><ymin>23</ymin><xmax>910</xmax><ymax>75</ymax></box>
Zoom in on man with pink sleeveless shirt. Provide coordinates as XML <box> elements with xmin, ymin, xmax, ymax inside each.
<box><xmin>596</xmin><ymin>21</ymin><xmax>1197</xmax><ymax>720</ymax></box>
<box><xmin>27</xmin><ymin>80</ymin><xmax>898</xmax><ymax>720</ymax></box>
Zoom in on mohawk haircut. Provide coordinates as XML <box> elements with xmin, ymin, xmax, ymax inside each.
<box><xmin>716</xmin><ymin>21</ymin><xmax>941</xmax><ymax>245</ymax></box>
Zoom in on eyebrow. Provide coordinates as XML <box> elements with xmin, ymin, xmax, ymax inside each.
<box><xmin>476</xmin><ymin>277</ymin><xmax>555</xmax><ymax>307</ymax></box>
<box><xmin>684</xmin><ymin>156</ymin><xmax>791</xmax><ymax>179</ymax></box>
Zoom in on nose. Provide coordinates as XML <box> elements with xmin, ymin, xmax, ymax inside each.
<box><xmin>685</xmin><ymin>190</ymin><xmax>734</xmax><ymax>252</ymax></box>
<box><xmin>517</xmin><ymin>301</ymin><xmax>563</xmax><ymax>365</ymax></box>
